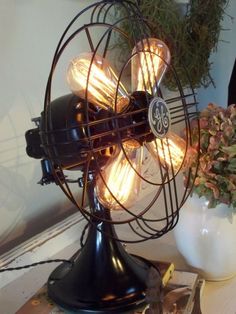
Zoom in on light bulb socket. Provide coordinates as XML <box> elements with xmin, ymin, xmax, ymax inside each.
<box><xmin>129</xmin><ymin>91</ymin><xmax>155</xmax><ymax>144</ymax></box>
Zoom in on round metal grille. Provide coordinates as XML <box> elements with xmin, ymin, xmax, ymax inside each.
<box><xmin>41</xmin><ymin>0</ymin><xmax>199</xmax><ymax>243</ymax></box>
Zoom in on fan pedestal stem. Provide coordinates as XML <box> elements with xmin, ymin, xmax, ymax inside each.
<box><xmin>47</xmin><ymin>187</ymin><xmax>156</xmax><ymax>313</ymax></box>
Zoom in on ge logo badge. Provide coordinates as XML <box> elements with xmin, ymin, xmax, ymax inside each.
<box><xmin>148</xmin><ymin>97</ymin><xmax>170</xmax><ymax>138</ymax></box>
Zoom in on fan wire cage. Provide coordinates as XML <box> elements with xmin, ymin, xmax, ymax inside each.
<box><xmin>28</xmin><ymin>0</ymin><xmax>200</xmax><ymax>313</ymax></box>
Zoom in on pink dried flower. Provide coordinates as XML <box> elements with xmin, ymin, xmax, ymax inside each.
<box><xmin>209</xmin><ymin>135</ymin><xmax>220</xmax><ymax>150</ymax></box>
<box><xmin>199</xmin><ymin>118</ymin><xmax>208</xmax><ymax>128</ymax></box>
<box><xmin>185</xmin><ymin>103</ymin><xmax>236</xmax><ymax>209</ymax></box>
<box><xmin>205</xmin><ymin>182</ymin><xmax>220</xmax><ymax>199</ymax></box>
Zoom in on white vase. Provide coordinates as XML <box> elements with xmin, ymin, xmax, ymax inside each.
<box><xmin>174</xmin><ymin>193</ymin><xmax>236</xmax><ymax>281</ymax></box>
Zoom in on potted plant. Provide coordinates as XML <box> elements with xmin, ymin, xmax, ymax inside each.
<box><xmin>174</xmin><ymin>103</ymin><xmax>236</xmax><ymax>280</ymax></box>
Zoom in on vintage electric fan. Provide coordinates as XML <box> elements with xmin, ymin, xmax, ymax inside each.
<box><xmin>25</xmin><ymin>0</ymin><xmax>199</xmax><ymax>313</ymax></box>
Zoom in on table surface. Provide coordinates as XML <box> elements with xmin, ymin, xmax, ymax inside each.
<box><xmin>0</xmin><ymin>231</ymin><xmax>236</xmax><ymax>314</ymax></box>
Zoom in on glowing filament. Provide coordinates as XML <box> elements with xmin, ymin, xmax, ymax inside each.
<box><xmin>67</xmin><ymin>53</ymin><xmax>129</xmax><ymax>112</ymax></box>
<box><xmin>132</xmin><ymin>38</ymin><xmax>171</xmax><ymax>94</ymax></box>
<box><xmin>96</xmin><ymin>140</ymin><xmax>142</xmax><ymax>210</ymax></box>
<box><xmin>103</xmin><ymin>156</ymin><xmax>136</xmax><ymax>205</ymax></box>
<box><xmin>137</xmin><ymin>50</ymin><xmax>161</xmax><ymax>91</ymax></box>
<box><xmin>147</xmin><ymin>132</ymin><xmax>186</xmax><ymax>173</ymax></box>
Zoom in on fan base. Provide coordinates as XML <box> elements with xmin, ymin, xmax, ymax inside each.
<box><xmin>47</xmin><ymin>218</ymin><xmax>159</xmax><ymax>313</ymax></box>
<box><xmin>48</xmin><ymin>252</ymin><xmax>151</xmax><ymax>313</ymax></box>
<box><xmin>47</xmin><ymin>204</ymin><xmax>161</xmax><ymax>313</ymax></box>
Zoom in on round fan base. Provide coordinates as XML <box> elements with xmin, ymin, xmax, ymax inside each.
<box><xmin>48</xmin><ymin>254</ymin><xmax>151</xmax><ymax>313</ymax></box>
<box><xmin>47</xmin><ymin>219</ymin><xmax>157</xmax><ymax>313</ymax></box>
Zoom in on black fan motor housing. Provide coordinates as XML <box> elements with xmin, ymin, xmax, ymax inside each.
<box><xmin>25</xmin><ymin>91</ymin><xmax>155</xmax><ymax>171</ymax></box>
<box><xmin>40</xmin><ymin>94</ymin><xmax>98</xmax><ymax>169</ymax></box>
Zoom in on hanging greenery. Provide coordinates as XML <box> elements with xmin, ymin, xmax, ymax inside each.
<box><xmin>115</xmin><ymin>0</ymin><xmax>230</xmax><ymax>89</ymax></box>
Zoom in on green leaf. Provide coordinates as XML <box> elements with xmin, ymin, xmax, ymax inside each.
<box><xmin>227</xmin><ymin>164</ymin><xmax>236</xmax><ymax>173</ymax></box>
<box><xmin>221</xmin><ymin>145</ymin><xmax>236</xmax><ymax>158</ymax></box>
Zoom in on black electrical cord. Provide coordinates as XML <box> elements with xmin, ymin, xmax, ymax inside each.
<box><xmin>0</xmin><ymin>259</ymin><xmax>73</xmax><ymax>273</ymax></box>
<box><xmin>80</xmin><ymin>222</ymin><xmax>90</xmax><ymax>248</ymax></box>
<box><xmin>0</xmin><ymin>223</ymin><xmax>89</xmax><ymax>273</ymax></box>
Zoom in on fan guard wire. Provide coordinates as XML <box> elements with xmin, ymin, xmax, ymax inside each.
<box><xmin>40</xmin><ymin>0</ymin><xmax>200</xmax><ymax>243</ymax></box>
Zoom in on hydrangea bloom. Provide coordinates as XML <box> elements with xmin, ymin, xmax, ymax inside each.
<box><xmin>186</xmin><ymin>103</ymin><xmax>236</xmax><ymax>209</ymax></box>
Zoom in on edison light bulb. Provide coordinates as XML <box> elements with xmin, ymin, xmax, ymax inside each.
<box><xmin>67</xmin><ymin>52</ymin><xmax>129</xmax><ymax>112</ymax></box>
<box><xmin>146</xmin><ymin>132</ymin><xmax>186</xmax><ymax>174</ymax></box>
<box><xmin>96</xmin><ymin>140</ymin><xmax>143</xmax><ymax>210</ymax></box>
<box><xmin>132</xmin><ymin>38</ymin><xmax>171</xmax><ymax>94</ymax></box>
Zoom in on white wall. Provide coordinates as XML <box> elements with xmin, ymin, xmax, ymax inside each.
<box><xmin>0</xmin><ymin>0</ymin><xmax>96</xmax><ymax>254</ymax></box>
<box><xmin>197</xmin><ymin>0</ymin><xmax>236</xmax><ymax>109</ymax></box>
